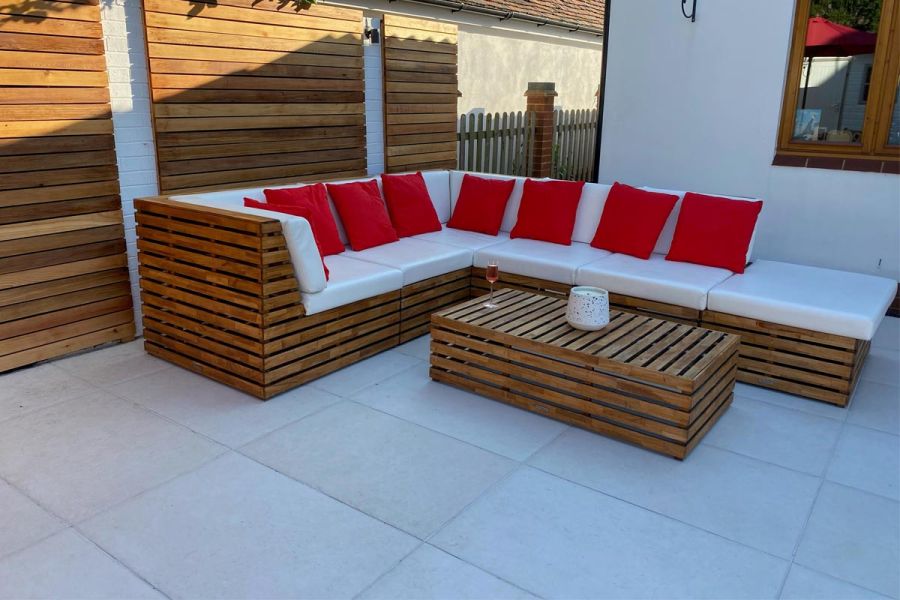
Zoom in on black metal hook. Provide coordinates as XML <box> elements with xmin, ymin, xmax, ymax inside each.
<box><xmin>682</xmin><ymin>0</ymin><xmax>697</xmax><ymax>22</ymax></box>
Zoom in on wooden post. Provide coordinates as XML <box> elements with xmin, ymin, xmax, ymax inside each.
<box><xmin>524</xmin><ymin>82</ymin><xmax>558</xmax><ymax>178</ymax></box>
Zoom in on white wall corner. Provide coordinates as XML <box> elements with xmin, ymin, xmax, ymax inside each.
<box><xmin>100</xmin><ymin>0</ymin><xmax>159</xmax><ymax>335</ymax></box>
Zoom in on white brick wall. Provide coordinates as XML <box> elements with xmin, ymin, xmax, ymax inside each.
<box><xmin>364</xmin><ymin>17</ymin><xmax>385</xmax><ymax>175</ymax></box>
<box><xmin>100</xmin><ymin>0</ymin><xmax>158</xmax><ymax>335</ymax></box>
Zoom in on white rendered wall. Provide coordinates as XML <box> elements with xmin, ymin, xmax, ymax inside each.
<box><xmin>457</xmin><ymin>26</ymin><xmax>602</xmax><ymax>113</ymax></box>
<box><xmin>100</xmin><ymin>0</ymin><xmax>158</xmax><ymax>334</ymax></box>
<box><xmin>364</xmin><ymin>16</ymin><xmax>386</xmax><ymax>175</ymax></box>
<box><xmin>598</xmin><ymin>0</ymin><xmax>900</xmax><ymax>282</ymax></box>
<box><xmin>337</xmin><ymin>0</ymin><xmax>602</xmax><ymax>117</ymax></box>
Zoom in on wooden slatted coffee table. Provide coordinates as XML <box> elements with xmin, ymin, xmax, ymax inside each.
<box><xmin>430</xmin><ymin>289</ymin><xmax>740</xmax><ymax>459</ymax></box>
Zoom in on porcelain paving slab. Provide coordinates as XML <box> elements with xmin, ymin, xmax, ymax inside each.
<box><xmin>309</xmin><ymin>350</ymin><xmax>422</xmax><ymax>397</ymax></box>
<box><xmin>0</xmin><ymin>480</ymin><xmax>64</xmax><ymax>561</ymax></box>
<box><xmin>795</xmin><ymin>482</ymin><xmax>900</xmax><ymax>598</ymax></box>
<box><xmin>848</xmin><ymin>380</ymin><xmax>900</xmax><ymax>435</ymax></box>
<box><xmin>351</xmin><ymin>363</ymin><xmax>567</xmax><ymax>460</ymax></box>
<box><xmin>734</xmin><ymin>382</ymin><xmax>848</xmax><ymax>421</ymax></box>
<box><xmin>432</xmin><ymin>467</ymin><xmax>788</xmax><ymax>599</ymax></box>
<box><xmin>0</xmin><ymin>393</ymin><xmax>225</xmax><ymax>522</ymax></box>
<box><xmin>394</xmin><ymin>334</ymin><xmax>432</xmax><ymax>362</ymax></box>
<box><xmin>529</xmin><ymin>429</ymin><xmax>820</xmax><ymax>558</ymax></box>
<box><xmin>53</xmin><ymin>340</ymin><xmax>172</xmax><ymax>388</ymax></box>
<box><xmin>873</xmin><ymin>317</ymin><xmax>899</xmax><ymax>351</ymax></box>
<box><xmin>80</xmin><ymin>453</ymin><xmax>417</xmax><ymax>600</ymax></box>
<box><xmin>703</xmin><ymin>394</ymin><xmax>843</xmax><ymax>475</ymax></box>
<box><xmin>860</xmin><ymin>348</ymin><xmax>900</xmax><ymax>387</ymax></box>
<box><xmin>109</xmin><ymin>367</ymin><xmax>341</xmax><ymax>448</ymax></box>
<box><xmin>0</xmin><ymin>529</ymin><xmax>164</xmax><ymax>600</ymax></box>
<box><xmin>242</xmin><ymin>402</ymin><xmax>515</xmax><ymax>538</ymax></box>
<box><xmin>826</xmin><ymin>425</ymin><xmax>899</xmax><ymax>500</ymax></box>
<box><xmin>0</xmin><ymin>363</ymin><xmax>94</xmax><ymax>424</ymax></box>
<box><xmin>359</xmin><ymin>544</ymin><xmax>537</xmax><ymax>600</ymax></box>
<box><xmin>780</xmin><ymin>565</ymin><xmax>891</xmax><ymax>599</ymax></box>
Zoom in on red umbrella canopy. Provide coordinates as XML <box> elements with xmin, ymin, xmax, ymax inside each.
<box><xmin>805</xmin><ymin>16</ymin><xmax>878</xmax><ymax>57</ymax></box>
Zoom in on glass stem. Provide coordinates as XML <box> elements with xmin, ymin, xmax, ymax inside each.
<box><xmin>489</xmin><ymin>282</ymin><xmax>494</xmax><ymax>305</ymax></box>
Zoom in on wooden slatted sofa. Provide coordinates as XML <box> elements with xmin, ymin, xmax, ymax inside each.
<box><xmin>134</xmin><ymin>170</ymin><xmax>895</xmax><ymax>406</ymax></box>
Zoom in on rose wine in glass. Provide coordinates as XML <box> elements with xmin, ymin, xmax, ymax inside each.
<box><xmin>484</xmin><ymin>261</ymin><xmax>499</xmax><ymax>309</ymax></box>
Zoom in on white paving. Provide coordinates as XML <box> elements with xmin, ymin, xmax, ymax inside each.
<box><xmin>0</xmin><ymin>319</ymin><xmax>897</xmax><ymax>599</ymax></box>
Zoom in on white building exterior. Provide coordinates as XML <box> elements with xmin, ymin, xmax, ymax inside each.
<box><xmin>597</xmin><ymin>0</ymin><xmax>900</xmax><ymax>283</ymax></box>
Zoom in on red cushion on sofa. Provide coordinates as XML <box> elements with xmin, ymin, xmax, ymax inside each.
<box><xmin>262</xmin><ymin>184</ymin><xmax>344</xmax><ymax>256</ymax></box>
<box><xmin>447</xmin><ymin>174</ymin><xmax>516</xmax><ymax>235</ymax></box>
<box><xmin>325</xmin><ymin>180</ymin><xmax>398</xmax><ymax>251</ymax></box>
<box><xmin>510</xmin><ymin>179</ymin><xmax>585</xmax><ymax>245</ymax></box>
<box><xmin>665</xmin><ymin>192</ymin><xmax>763</xmax><ymax>273</ymax></box>
<box><xmin>380</xmin><ymin>172</ymin><xmax>442</xmax><ymax>237</ymax></box>
<box><xmin>590</xmin><ymin>182</ymin><xmax>679</xmax><ymax>259</ymax></box>
<box><xmin>243</xmin><ymin>198</ymin><xmax>329</xmax><ymax>280</ymax></box>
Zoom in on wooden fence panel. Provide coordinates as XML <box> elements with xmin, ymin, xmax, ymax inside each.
<box><xmin>143</xmin><ymin>0</ymin><xmax>367</xmax><ymax>193</ymax></box>
<box><xmin>383</xmin><ymin>14</ymin><xmax>458</xmax><ymax>172</ymax></box>
<box><xmin>552</xmin><ymin>108</ymin><xmax>598</xmax><ymax>181</ymax></box>
<box><xmin>0</xmin><ymin>0</ymin><xmax>134</xmax><ymax>372</ymax></box>
<box><xmin>457</xmin><ymin>111</ymin><xmax>534</xmax><ymax>176</ymax></box>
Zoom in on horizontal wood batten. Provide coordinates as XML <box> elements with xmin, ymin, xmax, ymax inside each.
<box><xmin>143</xmin><ymin>1</ymin><xmax>367</xmax><ymax>192</ymax></box>
<box><xmin>0</xmin><ymin>0</ymin><xmax>133</xmax><ymax>374</ymax></box>
<box><xmin>382</xmin><ymin>14</ymin><xmax>458</xmax><ymax>173</ymax></box>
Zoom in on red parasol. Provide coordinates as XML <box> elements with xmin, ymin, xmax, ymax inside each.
<box><xmin>805</xmin><ymin>17</ymin><xmax>877</xmax><ymax>57</ymax></box>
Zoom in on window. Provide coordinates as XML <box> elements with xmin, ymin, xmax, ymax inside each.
<box><xmin>776</xmin><ymin>0</ymin><xmax>900</xmax><ymax>169</ymax></box>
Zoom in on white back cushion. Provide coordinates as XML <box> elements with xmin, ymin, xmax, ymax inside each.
<box><xmin>449</xmin><ymin>171</ymin><xmax>526</xmax><ymax>233</ymax></box>
<box><xmin>641</xmin><ymin>186</ymin><xmax>761</xmax><ymax>262</ymax></box>
<box><xmin>420</xmin><ymin>170</ymin><xmax>451</xmax><ymax>222</ymax></box>
<box><xmin>571</xmin><ymin>182</ymin><xmax>612</xmax><ymax>244</ymax></box>
<box><xmin>169</xmin><ymin>192</ymin><xmax>327</xmax><ymax>294</ymax></box>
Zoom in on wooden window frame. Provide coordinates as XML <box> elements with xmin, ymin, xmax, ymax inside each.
<box><xmin>775</xmin><ymin>0</ymin><xmax>900</xmax><ymax>169</ymax></box>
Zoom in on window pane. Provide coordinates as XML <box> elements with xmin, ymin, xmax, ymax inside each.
<box><xmin>792</xmin><ymin>1</ymin><xmax>882</xmax><ymax>144</ymax></box>
<box><xmin>887</xmin><ymin>77</ymin><xmax>900</xmax><ymax>146</ymax></box>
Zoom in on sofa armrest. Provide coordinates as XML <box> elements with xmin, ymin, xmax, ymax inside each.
<box><xmin>136</xmin><ymin>196</ymin><xmax>327</xmax><ymax>295</ymax></box>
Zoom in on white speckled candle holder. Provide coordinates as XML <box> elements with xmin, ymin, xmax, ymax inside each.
<box><xmin>566</xmin><ymin>286</ymin><xmax>610</xmax><ymax>331</ymax></box>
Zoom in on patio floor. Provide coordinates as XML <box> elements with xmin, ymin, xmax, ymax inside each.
<box><xmin>0</xmin><ymin>318</ymin><xmax>897</xmax><ymax>600</ymax></box>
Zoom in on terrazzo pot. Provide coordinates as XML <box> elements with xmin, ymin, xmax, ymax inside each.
<box><xmin>566</xmin><ymin>286</ymin><xmax>610</xmax><ymax>331</ymax></box>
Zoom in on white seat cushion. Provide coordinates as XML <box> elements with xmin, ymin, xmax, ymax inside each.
<box><xmin>345</xmin><ymin>238</ymin><xmax>473</xmax><ymax>286</ymax></box>
<box><xmin>301</xmin><ymin>255</ymin><xmax>402</xmax><ymax>315</ymax></box>
<box><xmin>707</xmin><ymin>260</ymin><xmax>896</xmax><ymax>340</ymax></box>
<box><xmin>576</xmin><ymin>254</ymin><xmax>732</xmax><ymax>311</ymax></box>
<box><xmin>169</xmin><ymin>193</ymin><xmax>326</xmax><ymax>294</ymax></box>
<box><xmin>413</xmin><ymin>227</ymin><xmax>509</xmax><ymax>251</ymax></box>
<box><xmin>474</xmin><ymin>239</ymin><xmax>611</xmax><ymax>285</ymax></box>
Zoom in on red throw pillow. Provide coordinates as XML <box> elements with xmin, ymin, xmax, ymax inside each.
<box><xmin>325</xmin><ymin>180</ymin><xmax>398</xmax><ymax>251</ymax></box>
<box><xmin>448</xmin><ymin>174</ymin><xmax>516</xmax><ymax>236</ymax></box>
<box><xmin>510</xmin><ymin>179</ymin><xmax>585</xmax><ymax>245</ymax></box>
<box><xmin>665</xmin><ymin>192</ymin><xmax>763</xmax><ymax>273</ymax></box>
<box><xmin>380</xmin><ymin>172</ymin><xmax>442</xmax><ymax>237</ymax></box>
<box><xmin>590</xmin><ymin>182</ymin><xmax>679</xmax><ymax>259</ymax></box>
<box><xmin>262</xmin><ymin>184</ymin><xmax>344</xmax><ymax>256</ymax></box>
<box><xmin>244</xmin><ymin>198</ymin><xmax>329</xmax><ymax>280</ymax></box>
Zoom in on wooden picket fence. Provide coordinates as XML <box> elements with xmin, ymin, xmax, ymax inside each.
<box><xmin>457</xmin><ymin>111</ymin><xmax>535</xmax><ymax>176</ymax></box>
<box><xmin>456</xmin><ymin>108</ymin><xmax>598</xmax><ymax>181</ymax></box>
<box><xmin>552</xmin><ymin>108</ymin><xmax>599</xmax><ymax>181</ymax></box>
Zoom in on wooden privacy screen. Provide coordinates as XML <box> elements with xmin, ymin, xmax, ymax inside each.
<box><xmin>382</xmin><ymin>14</ymin><xmax>459</xmax><ymax>172</ymax></box>
<box><xmin>0</xmin><ymin>0</ymin><xmax>134</xmax><ymax>372</ymax></box>
<box><xmin>143</xmin><ymin>0</ymin><xmax>367</xmax><ymax>193</ymax></box>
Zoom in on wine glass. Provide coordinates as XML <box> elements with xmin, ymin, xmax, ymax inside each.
<box><xmin>484</xmin><ymin>260</ymin><xmax>499</xmax><ymax>309</ymax></box>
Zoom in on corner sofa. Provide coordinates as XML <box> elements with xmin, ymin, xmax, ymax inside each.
<box><xmin>134</xmin><ymin>170</ymin><xmax>895</xmax><ymax>406</ymax></box>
